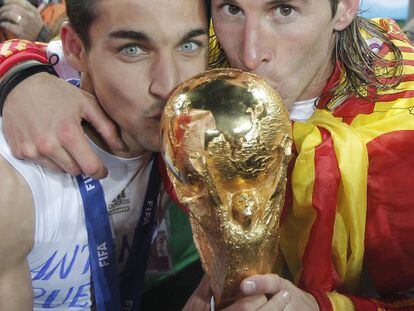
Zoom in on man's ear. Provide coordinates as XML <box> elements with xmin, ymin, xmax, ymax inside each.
<box><xmin>60</xmin><ymin>21</ymin><xmax>88</xmax><ymax>72</ymax></box>
<box><xmin>333</xmin><ymin>0</ymin><xmax>359</xmax><ymax>31</ymax></box>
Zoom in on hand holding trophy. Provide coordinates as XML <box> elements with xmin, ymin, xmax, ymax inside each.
<box><xmin>161</xmin><ymin>68</ymin><xmax>292</xmax><ymax>308</ymax></box>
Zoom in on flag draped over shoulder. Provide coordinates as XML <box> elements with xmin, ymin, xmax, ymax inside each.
<box><xmin>280</xmin><ymin>18</ymin><xmax>414</xmax><ymax>302</ymax></box>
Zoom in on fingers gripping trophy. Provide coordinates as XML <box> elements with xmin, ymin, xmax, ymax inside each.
<box><xmin>161</xmin><ymin>68</ymin><xmax>292</xmax><ymax>308</ymax></box>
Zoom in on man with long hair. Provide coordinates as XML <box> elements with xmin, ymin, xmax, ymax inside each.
<box><xmin>0</xmin><ymin>0</ymin><xmax>209</xmax><ymax>309</ymax></box>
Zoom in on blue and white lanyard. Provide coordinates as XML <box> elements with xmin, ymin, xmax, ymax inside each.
<box><xmin>76</xmin><ymin>154</ymin><xmax>160</xmax><ymax>311</ymax></box>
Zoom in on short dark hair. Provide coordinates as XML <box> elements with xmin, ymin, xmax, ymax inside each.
<box><xmin>66</xmin><ymin>0</ymin><xmax>100</xmax><ymax>49</ymax></box>
<box><xmin>66</xmin><ymin>0</ymin><xmax>211</xmax><ymax>50</ymax></box>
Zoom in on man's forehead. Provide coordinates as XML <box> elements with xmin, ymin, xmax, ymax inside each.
<box><xmin>96</xmin><ymin>0</ymin><xmax>207</xmax><ymax>30</ymax></box>
<box><xmin>97</xmin><ymin>0</ymin><xmax>206</xmax><ymax>15</ymax></box>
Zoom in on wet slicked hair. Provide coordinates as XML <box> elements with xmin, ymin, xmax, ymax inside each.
<box><xmin>328</xmin><ymin>0</ymin><xmax>403</xmax><ymax>103</ymax></box>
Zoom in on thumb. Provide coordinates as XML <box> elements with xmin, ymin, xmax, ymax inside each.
<box><xmin>82</xmin><ymin>94</ymin><xmax>126</xmax><ymax>152</ymax></box>
<box><xmin>241</xmin><ymin>274</ymin><xmax>286</xmax><ymax>296</ymax></box>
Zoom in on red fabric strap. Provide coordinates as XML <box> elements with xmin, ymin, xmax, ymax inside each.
<box><xmin>306</xmin><ymin>290</ymin><xmax>334</xmax><ymax>311</ymax></box>
<box><xmin>0</xmin><ymin>52</ymin><xmax>48</xmax><ymax>76</ymax></box>
<box><xmin>0</xmin><ymin>40</ymin><xmax>48</xmax><ymax>76</ymax></box>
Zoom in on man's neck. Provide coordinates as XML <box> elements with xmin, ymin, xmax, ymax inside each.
<box><xmin>83</xmin><ymin>123</ymin><xmax>146</xmax><ymax>158</ymax></box>
<box><xmin>80</xmin><ymin>75</ymin><xmax>147</xmax><ymax>158</ymax></box>
<box><xmin>294</xmin><ymin>38</ymin><xmax>336</xmax><ymax>106</ymax></box>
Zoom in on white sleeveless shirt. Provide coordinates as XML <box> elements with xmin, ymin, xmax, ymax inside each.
<box><xmin>0</xmin><ymin>119</ymin><xmax>168</xmax><ymax>310</ymax></box>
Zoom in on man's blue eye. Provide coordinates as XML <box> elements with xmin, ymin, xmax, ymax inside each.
<box><xmin>180</xmin><ymin>41</ymin><xmax>199</xmax><ymax>52</ymax></box>
<box><xmin>122</xmin><ymin>46</ymin><xmax>143</xmax><ymax>56</ymax></box>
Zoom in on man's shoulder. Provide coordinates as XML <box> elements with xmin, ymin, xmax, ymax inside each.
<box><xmin>0</xmin><ymin>126</ymin><xmax>76</xmax><ymax>196</ymax></box>
<box><xmin>0</xmin><ymin>154</ymin><xmax>35</xmax><ymax>259</ymax></box>
<box><xmin>0</xmin><ymin>153</ymin><xmax>34</xmax><ymax>209</ymax></box>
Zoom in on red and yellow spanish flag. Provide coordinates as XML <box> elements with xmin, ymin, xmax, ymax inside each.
<box><xmin>280</xmin><ymin>18</ymin><xmax>414</xmax><ymax>310</ymax></box>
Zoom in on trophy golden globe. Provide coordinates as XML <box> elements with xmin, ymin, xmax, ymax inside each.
<box><xmin>160</xmin><ymin>68</ymin><xmax>292</xmax><ymax>308</ymax></box>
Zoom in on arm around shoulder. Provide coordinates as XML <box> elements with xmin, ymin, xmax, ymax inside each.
<box><xmin>0</xmin><ymin>38</ymin><xmax>123</xmax><ymax>179</ymax></box>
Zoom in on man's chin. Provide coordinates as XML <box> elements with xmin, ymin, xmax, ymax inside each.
<box><xmin>150</xmin><ymin>145</ymin><xmax>162</xmax><ymax>153</ymax></box>
<box><xmin>143</xmin><ymin>139</ymin><xmax>162</xmax><ymax>153</ymax></box>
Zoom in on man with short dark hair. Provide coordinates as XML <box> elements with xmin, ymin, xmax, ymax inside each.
<box><xmin>0</xmin><ymin>0</ymin><xmax>208</xmax><ymax>309</ymax></box>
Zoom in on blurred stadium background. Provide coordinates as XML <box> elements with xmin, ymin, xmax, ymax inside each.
<box><xmin>360</xmin><ymin>0</ymin><xmax>411</xmax><ymax>24</ymax></box>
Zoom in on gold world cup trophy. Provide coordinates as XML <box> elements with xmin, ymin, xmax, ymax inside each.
<box><xmin>160</xmin><ymin>68</ymin><xmax>292</xmax><ymax>308</ymax></box>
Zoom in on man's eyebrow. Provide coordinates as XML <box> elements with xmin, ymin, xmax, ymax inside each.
<box><xmin>109</xmin><ymin>30</ymin><xmax>152</xmax><ymax>43</ymax></box>
<box><xmin>221</xmin><ymin>0</ymin><xmax>238</xmax><ymax>5</ymax></box>
<box><xmin>220</xmin><ymin>0</ymin><xmax>306</xmax><ymax>7</ymax></box>
<box><xmin>108</xmin><ymin>29</ymin><xmax>207</xmax><ymax>44</ymax></box>
<box><xmin>266</xmin><ymin>0</ymin><xmax>308</xmax><ymax>4</ymax></box>
<box><xmin>181</xmin><ymin>29</ymin><xmax>208</xmax><ymax>42</ymax></box>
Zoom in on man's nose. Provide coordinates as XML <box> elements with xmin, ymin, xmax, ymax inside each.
<box><xmin>240</xmin><ymin>20</ymin><xmax>272</xmax><ymax>71</ymax></box>
<box><xmin>149</xmin><ymin>55</ymin><xmax>179</xmax><ymax>101</ymax></box>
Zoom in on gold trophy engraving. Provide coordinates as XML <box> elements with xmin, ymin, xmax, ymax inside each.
<box><xmin>160</xmin><ymin>68</ymin><xmax>292</xmax><ymax>308</ymax></box>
